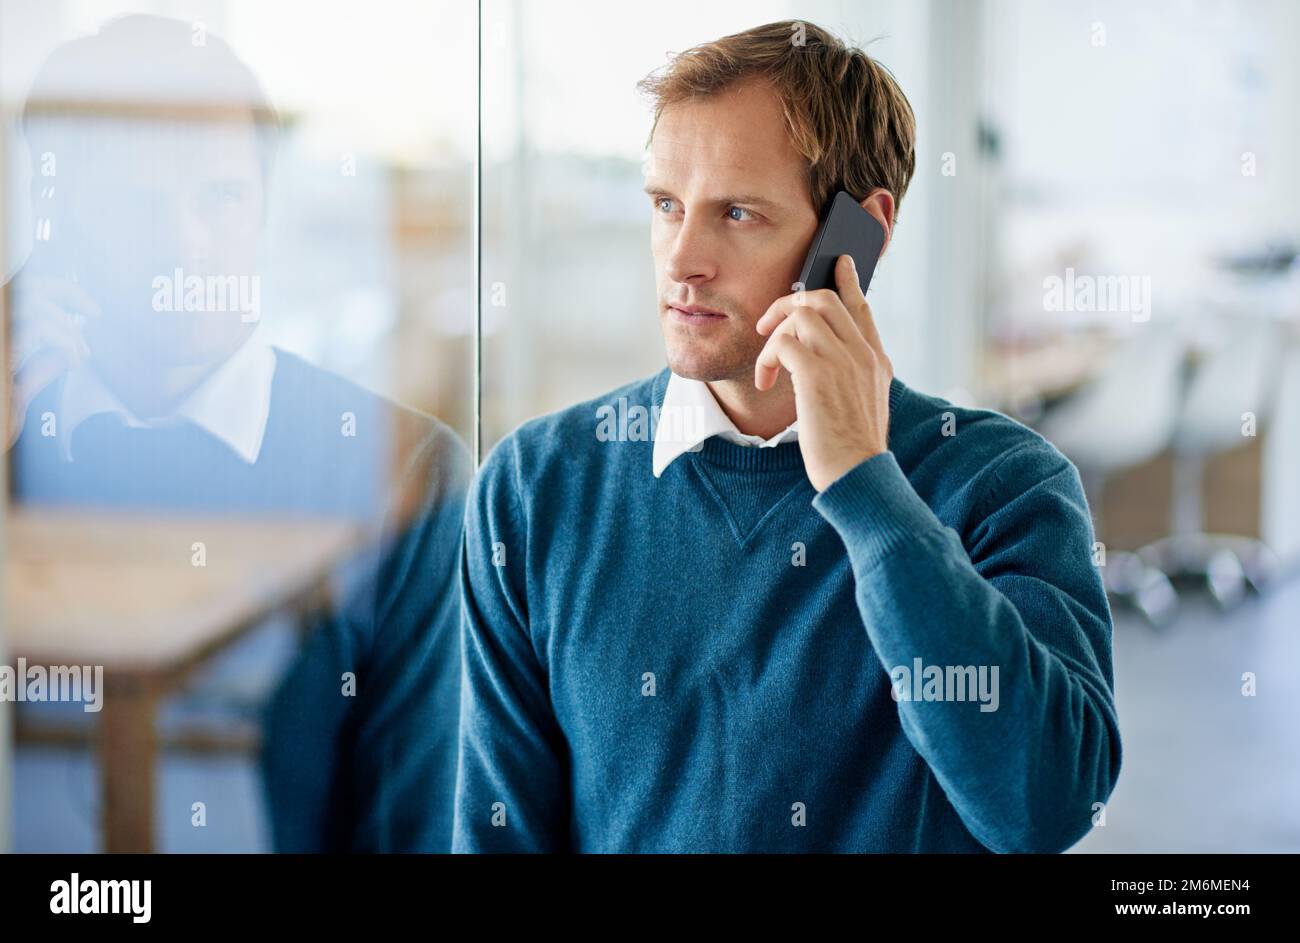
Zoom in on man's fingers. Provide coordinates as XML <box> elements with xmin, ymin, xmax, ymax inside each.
<box><xmin>756</xmin><ymin>293</ymin><xmax>803</xmax><ymax>337</ymax></box>
<box><xmin>756</xmin><ymin>308</ymin><xmax>838</xmax><ymax>385</ymax></box>
<box><xmin>752</xmin><ymin>255</ymin><xmax>887</xmax><ymax>382</ymax></box>
<box><xmin>15</xmin><ymin>275</ymin><xmax>101</xmax><ymax>320</ymax></box>
<box><xmin>755</xmin><ymin>331</ymin><xmax>817</xmax><ymax>392</ymax></box>
<box><xmin>757</xmin><ymin>287</ymin><xmax>862</xmax><ymax>347</ymax></box>
<box><xmin>834</xmin><ymin>254</ymin><xmax>867</xmax><ymax>312</ymax></box>
<box><xmin>834</xmin><ymin>253</ymin><xmax>891</xmax><ymax>358</ymax></box>
<box><xmin>785</xmin><ymin>306</ymin><xmax>839</xmax><ymax>356</ymax></box>
<box><xmin>12</xmin><ymin>299</ymin><xmax>88</xmax><ymax>372</ymax></box>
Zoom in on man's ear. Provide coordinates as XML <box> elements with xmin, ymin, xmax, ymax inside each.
<box><xmin>859</xmin><ymin>189</ymin><xmax>895</xmax><ymax>256</ymax></box>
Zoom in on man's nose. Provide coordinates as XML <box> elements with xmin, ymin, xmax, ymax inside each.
<box><xmin>664</xmin><ymin>214</ymin><xmax>718</xmax><ymax>285</ymax></box>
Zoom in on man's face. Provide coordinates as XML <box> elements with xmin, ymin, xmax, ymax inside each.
<box><xmin>646</xmin><ymin>79</ymin><xmax>819</xmax><ymax>382</ymax></box>
<box><xmin>59</xmin><ymin>117</ymin><xmax>265</xmax><ymax>369</ymax></box>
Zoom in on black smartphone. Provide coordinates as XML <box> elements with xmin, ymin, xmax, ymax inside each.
<box><xmin>795</xmin><ymin>190</ymin><xmax>887</xmax><ymax>295</ymax></box>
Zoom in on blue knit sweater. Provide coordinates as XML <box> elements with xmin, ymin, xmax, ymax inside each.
<box><xmin>454</xmin><ymin>368</ymin><xmax>1121</xmax><ymax>853</ymax></box>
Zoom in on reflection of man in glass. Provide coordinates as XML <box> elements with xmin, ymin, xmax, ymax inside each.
<box><xmin>5</xmin><ymin>15</ymin><xmax>468</xmax><ymax>851</ymax></box>
<box><xmin>455</xmin><ymin>21</ymin><xmax>1120</xmax><ymax>852</ymax></box>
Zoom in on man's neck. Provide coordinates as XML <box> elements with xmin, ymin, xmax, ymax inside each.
<box><xmin>89</xmin><ymin>356</ymin><xmax>220</xmax><ymax>421</ymax></box>
<box><xmin>706</xmin><ymin>373</ymin><xmax>798</xmax><ymax>440</ymax></box>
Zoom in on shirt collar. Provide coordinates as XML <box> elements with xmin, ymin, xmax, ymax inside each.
<box><xmin>651</xmin><ymin>370</ymin><xmax>799</xmax><ymax>478</ymax></box>
<box><xmin>59</xmin><ymin>338</ymin><xmax>276</xmax><ymax>464</ymax></box>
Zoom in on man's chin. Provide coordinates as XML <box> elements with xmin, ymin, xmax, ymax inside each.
<box><xmin>664</xmin><ymin>349</ymin><xmax>750</xmax><ymax>384</ymax></box>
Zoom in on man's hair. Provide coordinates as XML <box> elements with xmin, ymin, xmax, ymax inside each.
<box><xmin>638</xmin><ymin>20</ymin><xmax>916</xmax><ymax>217</ymax></box>
<box><xmin>21</xmin><ymin>14</ymin><xmax>280</xmax><ymax>181</ymax></box>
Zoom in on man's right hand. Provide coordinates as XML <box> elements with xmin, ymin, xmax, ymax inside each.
<box><xmin>6</xmin><ymin>271</ymin><xmax>100</xmax><ymax>449</ymax></box>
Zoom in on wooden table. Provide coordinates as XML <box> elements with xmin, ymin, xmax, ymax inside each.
<box><xmin>5</xmin><ymin>507</ymin><xmax>362</xmax><ymax>853</ymax></box>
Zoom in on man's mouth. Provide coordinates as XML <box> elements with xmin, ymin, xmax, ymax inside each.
<box><xmin>667</xmin><ymin>304</ymin><xmax>727</xmax><ymax>324</ymax></box>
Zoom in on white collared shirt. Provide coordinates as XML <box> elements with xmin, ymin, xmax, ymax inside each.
<box><xmin>652</xmin><ymin>370</ymin><xmax>799</xmax><ymax>478</ymax></box>
<box><xmin>59</xmin><ymin>336</ymin><xmax>276</xmax><ymax>464</ymax></box>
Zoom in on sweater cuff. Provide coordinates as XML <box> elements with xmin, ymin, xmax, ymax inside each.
<box><xmin>811</xmin><ymin>451</ymin><xmax>945</xmax><ymax>569</ymax></box>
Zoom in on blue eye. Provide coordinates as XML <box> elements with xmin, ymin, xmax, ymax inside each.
<box><xmin>656</xmin><ymin>198</ymin><xmax>674</xmax><ymax>213</ymax></box>
<box><xmin>727</xmin><ymin>205</ymin><xmax>753</xmax><ymax>221</ymax></box>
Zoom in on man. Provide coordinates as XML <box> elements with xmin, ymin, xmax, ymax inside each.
<box><xmin>453</xmin><ymin>20</ymin><xmax>1121</xmax><ymax>853</ymax></box>
<box><xmin>6</xmin><ymin>15</ymin><xmax>468</xmax><ymax>851</ymax></box>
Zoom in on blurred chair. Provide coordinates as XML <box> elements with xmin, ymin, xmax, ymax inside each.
<box><xmin>1137</xmin><ymin>317</ymin><xmax>1282</xmax><ymax>607</ymax></box>
<box><xmin>1037</xmin><ymin>323</ymin><xmax>1186</xmax><ymax>624</ymax></box>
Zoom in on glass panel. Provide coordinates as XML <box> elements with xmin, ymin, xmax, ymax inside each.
<box><xmin>1</xmin><ymin>2</ymin><xmax>474</xmax><ymax>851</ymax></box>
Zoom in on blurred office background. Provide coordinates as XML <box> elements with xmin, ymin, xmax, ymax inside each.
<box><xmin>2</xmin><ymin>0</ymin><xmax>1299</xmax><ymax>852</ymax></box>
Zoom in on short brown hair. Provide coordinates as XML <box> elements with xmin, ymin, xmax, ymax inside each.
<box><xmin>638</xmin><ymin>20</ymin><xmax>917</xmax><ymax>217</ymax></box>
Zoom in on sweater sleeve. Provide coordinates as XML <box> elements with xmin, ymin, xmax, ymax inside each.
<box><xmin>452</xmin><ymin>437</ymin><xmax>571</xmax><ymax>852</ymax></box>
<box><xmin>261</xmin><ymin>424</ymin><xmax>470</xmax><ymax>853</ymax></box>
<box><xmin>811</xmin><ymin>445</ymin><xmax>1122</xmax><ymax>853</ymax></box>
<box><xmin>346</xmin><ymin>426</ymin><xmax>471</xmax><ymax>852</ymax></box>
